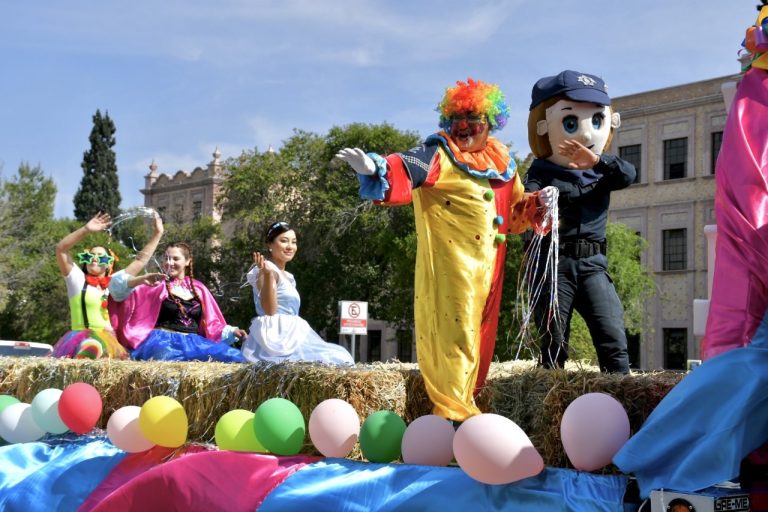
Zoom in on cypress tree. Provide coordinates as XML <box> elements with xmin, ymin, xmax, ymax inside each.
<box><xmin>73</xmin><ymin>110</ymin><xmax>121</xmax><ymax>221</ymax></box>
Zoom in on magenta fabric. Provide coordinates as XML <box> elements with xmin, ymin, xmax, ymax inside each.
<box><xmin>702</xmin><ymin>67</ymin><xmax>768</xmax><ymax>360</ymax></box>
<box><xmin>108</xmin><ymin>279</ymin><xmax>229</xmax><ymax>350</ymax></box>
<box><xmin>87</xmin><ymin>451</ymin><xmax>318</xmax><ymax>512</ymax></box>
<box><xmin>79</xmin><ymin>445</ymin><xmax>209</xmax><ymax>511</ymax></box>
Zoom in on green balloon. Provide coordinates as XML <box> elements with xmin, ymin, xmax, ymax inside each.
<box><xmin>0</xmin><ymin>395</ymin><xmax>20</xmax><ymax>445</ymax></box>
<box><xmin>359</xmin><ymin>410</ymin><xmax>406</xmax><ymax>463</ymax></box>
<box><xmin>0</xmin><ymin>395</ymin><xmax>19</xmax><ymax>414</ymax></box>
<box><xmin>253</xmin><ymin>398</ymin><xmax>305</xmax><ymax>456</ymax></box>
<box><xmin>215</xmin><ymin>409</ymin><xmax>267</xmax><ymax>453</ymax></box>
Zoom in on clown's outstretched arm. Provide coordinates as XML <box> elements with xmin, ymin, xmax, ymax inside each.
<box><xmin>336</xmin><ymin>146</ymin><xmax>421</xmax><ymax>205</ymax></box>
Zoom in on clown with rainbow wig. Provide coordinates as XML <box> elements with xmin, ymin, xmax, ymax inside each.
<box><xmin>52</xmin><ymin>211</ymin><xmax>164</xmax><ymax>359</ymax></box>
<box><xmin>337</xmin><ymin>79</ymin><xmax>555</xmax><ymax>423</ymax></box>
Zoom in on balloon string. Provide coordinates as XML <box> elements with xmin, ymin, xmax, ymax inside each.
<box><xmin>514</xmin><ymin>192</ymin><xmax>561</xmax><ymax>363</ymax></box>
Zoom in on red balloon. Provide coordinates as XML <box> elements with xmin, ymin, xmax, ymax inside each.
<box><xmin>58</xmin><ymin>383</ymin><xmax>103</xmax><ymax>434</ymax></box>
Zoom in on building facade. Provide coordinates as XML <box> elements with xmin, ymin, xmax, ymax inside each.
<box><xmin>141</xmin><ymin>148</ymin><xmax>225</xmax><ymax>223</ymax></box>
<box><xmin>608</xmin><ymin>73</ymin><xmax>741</xmax><ymax>370</ymax></box>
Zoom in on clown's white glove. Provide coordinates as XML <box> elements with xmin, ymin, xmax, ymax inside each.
<box><xmin>538</xmin><ymin>186</ymin><xmax>559</xmax><ymax>209</ymax></box>
<box><xmin>335</xmin><ymin>147</ymin><xmax>376</xmax><ymax>176</ymax></box>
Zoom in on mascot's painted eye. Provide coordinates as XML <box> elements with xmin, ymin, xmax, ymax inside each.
<box><xmin>562</xmin><ymin>115</ymin><xmax>578</xmax><ymax>133</ymax></box>
<box><xmin>592</xmin><ymin>113</ymin><xmax>605</xmax><ymax>130</ymax></box>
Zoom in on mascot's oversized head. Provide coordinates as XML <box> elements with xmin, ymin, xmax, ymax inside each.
<box><xmin>437</xmin><ymin>78</ymin><xmax>510</xmax><ymax>152</ymax></box>
<box><xmin>527</xmin><ymin>70</ymin><xmax>621</xmax><ymax>167</ymax></box>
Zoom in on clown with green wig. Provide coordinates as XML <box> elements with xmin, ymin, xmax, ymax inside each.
<box><xmin>337</xmin><ymin>79</ymin><xmax>556</xmax><ymax>423</ymax></box>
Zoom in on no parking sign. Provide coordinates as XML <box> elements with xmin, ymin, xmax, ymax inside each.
<box><xmin>339</xmin><ymin>301</ymin><xmax>368</xmax><ymax>335</ymax></box>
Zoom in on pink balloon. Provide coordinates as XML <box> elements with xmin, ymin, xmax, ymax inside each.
<box><xmin>58</xmin><ymin>383</ymin><xmax>103</xmax><ymax>434</ymax></box>
<box><xmin>453</xmin><ymin>414</ymin><xmax>544</xmax><ymax>485</ymax></box>
<box><xmin>560</xmin><ymin>393</ymin><xmax>630</xmax><ymax>471</ymax></box>
<box><xmin>401</xmin><ymin>415</ymin><xmax>455</xmax><ymax>466</ymax></box>
<box><xmin>108</xmin><ymin>406</ymin><xmax>155</xmax><ymax>453</ymax></box>
<box><xmin>308</xmin><ymin>399</ymin><xmax>360</xmax><ymax>458</ymax></box>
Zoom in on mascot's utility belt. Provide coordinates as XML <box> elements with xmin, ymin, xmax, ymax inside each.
<box><xmin>560</xmin><ymin>239</ymin><xmax>606</xmax><ymax>259</ymax></box>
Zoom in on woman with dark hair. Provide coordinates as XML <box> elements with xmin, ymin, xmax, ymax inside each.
<box><xmin>241</xmin><ymin>221</ymin><xmax>354</xmax><ymax>365</ymax></box>
<box><xmin>108</xmin><ymin>241</ymin><xmax>247</xmax><ymax>362</ymax></box>
<box><xmin>52</xmin><ymin>211</ymin><xmax>164</xmax><ymax>359</ymax></box>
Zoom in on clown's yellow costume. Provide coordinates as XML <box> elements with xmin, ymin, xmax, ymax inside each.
<box><xmin>340</xmin><ymin>79</ymin><xmax>549</xmax><ymax>421</ymax></box>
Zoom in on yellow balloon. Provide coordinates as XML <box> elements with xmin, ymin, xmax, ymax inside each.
<box><xmin>139</xmin><ymin>396</ymin><xmax>188</xmax><ymax>448</ymax></box>
<box><xmin>215</xmin><ymin>409</ymin><xmax>268</xmax><ymax>453</ymax></box>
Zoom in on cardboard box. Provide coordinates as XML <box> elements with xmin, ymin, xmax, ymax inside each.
<box><xmin>649</xmin><ymin>484</ymin><xmax>749</xmax><ymax>512</ymax></box>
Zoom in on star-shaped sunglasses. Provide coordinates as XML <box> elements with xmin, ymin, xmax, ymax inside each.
<box><xmin>77</xmin><ymin>251</ymin><xmax>115</xmax><ymax>266</ymax></box>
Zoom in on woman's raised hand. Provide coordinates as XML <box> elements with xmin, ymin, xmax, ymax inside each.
<box><xmin>253</xmin><ymin>251</ymin><xmax>277</xmax><ymax>276</ymax></box>
<box><xmin>85</xmin><ymin>212</ymin><xmax>111</xmax><ymax>233</ymax></box>
<box><xmin>153</xmin><ymin>212</ymin><xmax>164</xmax><ymax>236</ymax></box>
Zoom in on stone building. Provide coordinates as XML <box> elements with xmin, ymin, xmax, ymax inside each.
<box><xmin>141</xmin><ymin>148</ymin><xmax>226</xmax><ymax>224</ymax></box>
<box><xmin>608</xmin><ymin>73</ymin><xmax>741</xmax><ymax>370</ymax></box>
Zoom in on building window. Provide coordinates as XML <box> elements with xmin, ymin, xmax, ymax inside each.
<box><xmin>663</xmin><ymin>137</ymin><xmax>687</xmax><ymax>180</ymax></box>
<box><xmin>662</xmin><ymin>228</ymin><xmax>687</xmax><ymax>271</ymax></box>
<box><xmin>192</xmin><ymin>200</ymin><xmax>202</xmax><ymax>221</ymax></box>
<box><xmin>367</xmin><ymin>330</ymin><xmax>381</xmax><ymax>363</ymax></box>
<box><xmin>663</xmin><ymin>328</ymin><xmax>687</xmax><ymax>370</ymax></box>
<box><xmin>172</xmin><ymin>205</ymin><xmax>184</xmax><ymax>224</ymax></box>
<box><xmin>711</xmin><ymin>131</ymin><xmax>723</xmax><ymax>174</ymax></box>
<box><xmin>396</xmin><ymin>330</ymin><xmax>412</xmax><ymax>362</ymax></box>
<box><xmin>619</xmin><ymin>144</ymin><xmax>641</xmax><ymax>184</ymax></box>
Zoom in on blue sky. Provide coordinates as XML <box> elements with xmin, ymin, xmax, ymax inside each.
<box><xmin>0</xmin><ymin>1</ymin><xmax>752</xmax><ymax>218</ymax></box>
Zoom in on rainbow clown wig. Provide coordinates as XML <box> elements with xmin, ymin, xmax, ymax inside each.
<box><xmin>437</xmin><ymin>78</ymin><xmax>511</xmax><ymax>133</ymax></box>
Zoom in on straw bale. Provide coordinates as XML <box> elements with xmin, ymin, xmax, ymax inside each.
<box><xmin>0</xmin><ymin>356</ymin><xmax>684</xmax><ymax>467</ymax></box>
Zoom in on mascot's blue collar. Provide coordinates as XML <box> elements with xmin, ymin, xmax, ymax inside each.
<box><xmin>426</xmin><ymin>133</ymin><xmax>515</xmax><ymax>182</ymax></box>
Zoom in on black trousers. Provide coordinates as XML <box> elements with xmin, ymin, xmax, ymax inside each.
<box><xmin>533</xmin><ymin>252</ymin><xmax>630</xmax><ymax>374</ymax></box>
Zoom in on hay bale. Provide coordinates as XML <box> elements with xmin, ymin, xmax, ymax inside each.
<box><xmin>0</xmin><ymin>356</ymin><xmax>684</xmax><ymax>467</ymax></box>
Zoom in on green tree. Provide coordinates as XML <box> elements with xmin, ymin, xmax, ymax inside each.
<box><xmin>0</xmin><ymin>164</ymin><xmax>71</xmax><ymax>342</ymax></box>
<box><xmin>519</xmin><ymin>223</ymin><xmax>654</xmax><ymax>365</ymax></box>
<box><xmin>217</xmin><ymin>124</ymin><xmax>421</xmax><ymax>336</ymax></box>
<box><xmin>73</xmin><ymin>110</ymin><xmax>121</xmax><ymax>221</ymax></box>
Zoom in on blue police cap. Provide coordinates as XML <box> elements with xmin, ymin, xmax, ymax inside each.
<box><xmin>530</xmin><ymin>70</ymin><xmax>611</xmax><ymax>110</ymax></box>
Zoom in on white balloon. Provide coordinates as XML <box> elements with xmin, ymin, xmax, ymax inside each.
<box><xmin>401</xmin><ymin>415</ymin><xmax>455</xmax><ymax>466</ymax></box>
<box><xmin>30</xmin><ymin>388</ymin><xmax>68</xmax><ymax>434</ymax></box>
<box><xmin>107</xmin><ymin>406</ymin><xmax>155</xmax><ymax>453</ymax></box>
<box><xmin>0</xmin><ymin>403</ymin><xmax>46</xmax><ymax>443</ymax></box>
<box><xmin>560</xmin><ymin>393</ymin><xmax>630</xmax><ymax>471</ymax></box>
<box><xmin>308</xmin><ymin>399</ymin><xmax>360</xmax><ymax>458</ymax></box>
<box><xmin>454</xmin><ymin>414</ymin><xmax>544</xmax><ymax>485</ymax></box>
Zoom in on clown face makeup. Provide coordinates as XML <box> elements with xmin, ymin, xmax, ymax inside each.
<box><xmin>539</xmin><ymin>99</ymin><xmax>619</xmax><ymax>168</ymax></box>
<box><xmin>450</xmin><ymin>114</ymin><xmax>490</xmax><ymax>153</ymax></box>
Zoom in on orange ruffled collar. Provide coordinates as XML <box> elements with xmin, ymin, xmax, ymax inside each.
<box><xmin>438</xmin><ymin>131</ymin><xmax>511</xmax><ymax>174</ymax></box>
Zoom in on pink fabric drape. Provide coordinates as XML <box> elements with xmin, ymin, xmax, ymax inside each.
<box><xmin>86</xmin><ymin>451</ymin><xmax>317</xmax><ymax>512</ymax></box>
<box><xmin>702</xmin><ymin>67</ymin><xmax>768</xmax><ymax>360</ymax></box>
<box><xmin>108</xmin><ymin>279</ymin><xmax>229</xmax><ymax>350</ymax></box>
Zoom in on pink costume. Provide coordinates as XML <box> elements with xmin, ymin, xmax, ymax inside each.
<box><xmin>108</xmin><ymin>273</ymin><xmax>229</xmax><ymax>350</ymax></box>
<box><xmin>702</xmin><ymin>67</ymin><xmax>768</xmax><ymax>360</ymax></box>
